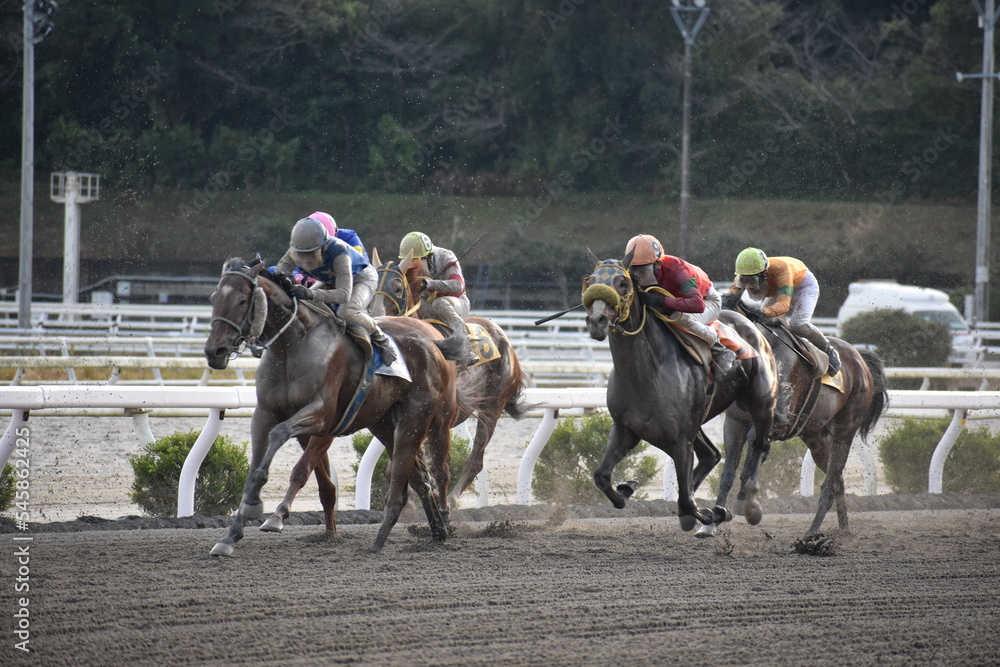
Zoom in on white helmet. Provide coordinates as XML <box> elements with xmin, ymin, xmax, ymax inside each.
<box><xmin>289</xmin><ymin>217</ymin><xmax>329</xmax><ymax>253</ymax></box>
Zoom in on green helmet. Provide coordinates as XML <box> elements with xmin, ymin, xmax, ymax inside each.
<box><xmin>399</xmin><ymin>231</ymin><xmax>434</xmax><ymax>259</ymax></box>
<box><xmin>735</xmin><ymin>247</ymin><xmax>769</xmax><ymax>275</ymax></box>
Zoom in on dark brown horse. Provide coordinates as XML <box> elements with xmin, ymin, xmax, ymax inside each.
<box><xmin>582</xmin><ymin>251</ymin><xmax>779</xmax><ymax>531</ymax></box>
<box><xmin>204</xmin><ymin>257</ymin><xmax>478</xmax><ymax>554</ymax></box>
<box><xmin>706</xmin><ymin>301</ymin><xmax>889</xmax><ymax>538</ymax></box>
<box><xmin>370</xmin><ymin>249</ymin><xmax>530</xmax><ymax>508</ymax></box>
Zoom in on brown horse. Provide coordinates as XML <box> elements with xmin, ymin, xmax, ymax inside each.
<box><xmin>204</xmin><ymin>257</ymin><xmax>478</xmax><ymax>554</ymax></box>
<box><xmin>370</xmin><ymin>249</ymin><xmax>530</xmax><ymax>508</ymax></box>
<box><xmin>582</xmin><ymin>251</ymin><xmax>779</xmax><ymax>531</ymax></box>
<box><xmin>705</xmin><ymin>300</ymin><xmax>889</xmax><ymax>538</ymax></box>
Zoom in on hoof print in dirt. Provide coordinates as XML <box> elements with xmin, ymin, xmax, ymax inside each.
<box><xmin>794</xmin><ymin>533</ymin><xmax>836</xmax><ymax>556</ymax></box>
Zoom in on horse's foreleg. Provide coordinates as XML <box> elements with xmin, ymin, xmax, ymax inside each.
<box><xmin>212</xmin><ymin>419</ymin><xmax>294</xmax><ymax>556</ymax></box>
<box><xmin>672</xmin><ymin>440</ymin><xmax>714</xmax><ymax>532</ymax></box>
<box><xmin>262</xmin><ymin>436</ymin><xmax>333</xmax><ymax>534</ymax></box>
<box><xmin>422</xmin><ymin>418</ymin><xmax>453</xmax><ymax>516</ymax></box>
<box><xmin>697</xmin><ymin>416</ymin><xmax>747</xmax><ymax>538</ymax></box>
<box><xmin>408</xmin><ymin>454</ymin><xmax>448</xmax><ymax>541</ymax></box>
<box><xmin>806</xmin><ymin>431</ymin><xmax>852</xmax><ymax>536</ymax></box>
<box><xmin>594</xmin><ymin>423</ymin><xmax>641</xmax><ymax>509</ymax></box>
<box><xmin>737</xmin><ymin>367</ymin><xmax>778</xmax><ymax>527</ymax></box>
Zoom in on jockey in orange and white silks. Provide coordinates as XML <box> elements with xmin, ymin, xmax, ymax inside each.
<box><xmin>399</xmin><ymin>231</ymin><xmax>477</xmax><ymax>366</ymax></box>
<box><xmin>626</xmin><ymin>233</ymin><xmax>736</xmax><ymax>374</ymax></box>
<box><xmin>728</xmin><ymin>247</ymin><xmax>840</xmax><ymax>375</ymax></box>
<box><xmin>276</xmin><ymin>216</ymin><xmax>396</xmax><ymax>365</ymax></box>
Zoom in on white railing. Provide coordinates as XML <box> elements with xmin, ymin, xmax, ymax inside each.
<box><xmin>1</xmin><ymin>385</ymin><xmax>997</xmax><ymax>519</ymax></box>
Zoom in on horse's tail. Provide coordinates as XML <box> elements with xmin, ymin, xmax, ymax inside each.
<box><xmin>503</xmin><ymin>357</ymin><xmax>533</xmax><ymax>420</ymax></box>
<box><xmin>857</xmin><ymin>347</ymin><xmax>889</xmax><ymax>442</ymax></box>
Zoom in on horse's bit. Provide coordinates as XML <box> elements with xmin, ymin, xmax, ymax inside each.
<box><xmin>213</xmin><ymin>269</ymin><xmax>297</xmax><ymax>358</ymax></box>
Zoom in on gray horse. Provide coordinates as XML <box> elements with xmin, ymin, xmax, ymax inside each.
<box><xmin>583</xmin><ymin>251</ymin><xmax>779</xmax><ymax>531</ymax></box>
<box><xmin>204</xmin><ymin>257</ymin><xmax>479</xmax><ymax>554</ymax></box>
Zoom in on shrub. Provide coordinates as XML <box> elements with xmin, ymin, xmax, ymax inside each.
<box><xmin>705</xmin><ymin>437</ymin><xmax>821</xmax><ymax>500</ymax></box>
<box><xmin>128</xmin><ymin>430</ymin><xmax>250</xmax><ymax>516</ymax></box>
<box><xmin>0</xmin><ymin>464</ymin><xmax>14</xmax><ymax>514</ymax></box>
<box><xmin>878</xmin><ymin>417</ymin><xmax>1000</xmax><ymax>494</ymax></box>
<box><xmin>350</xmin><ymin>431</ymin><xmax>473</xmax><ymax>511</ymax></box>
<box><xmin>531</xmin><ymin>413</ymin><xmax>659</xmax><ymax>505</ymax></box>
<box><xmin>840</xmin><ymin>309</ymin><xmax>951</xmax><ymax>368</ymax></box>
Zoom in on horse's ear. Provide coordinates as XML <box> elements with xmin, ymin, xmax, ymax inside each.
<box><xmin>399</xmin><ymin>249</ymin><xmax>415</xmax><ymax>273</ymax></box>
<box><xmin>371</xmin><ymin>247</ymin><xmax>382</xmax><ymax>269</ymax></box>
<box><xmin>249</xmin><ymin>259</ymin><xmax>264</xmax><ymax>277</ymax></box>
<box><xmin>586</xmin><ymin>248</ymin><xmax>601</xmax><ymax>267</ymax></box>
<box><xmin>623</xmin><ymin>247</ymin><xmax>635</xmax><ymax>270</ymax></box>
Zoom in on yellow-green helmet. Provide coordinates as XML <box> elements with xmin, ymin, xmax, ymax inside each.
<box><xmin>735</xmin><ymin>247</ymin><xmax>769</xmax><ymax>275</ymax></box>
<box><xmin>399</xmin><ymin>231</ymin><xmax>434</xmax><ymax>259</ymax></box>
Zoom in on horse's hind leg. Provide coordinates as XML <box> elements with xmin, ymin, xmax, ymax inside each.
<box><xmin>594</xmin><ymin>423</ymin><xmax>641</xmax><ymax>509</ymax></box>
<box><xmin>448</xmin><ymin>414</ymin><xmax>495</xmax><ymax>507</ymax></box>
<box><xmin>805</xmin><ymin>431</ymin><xmax>852</xmax><ymax>536</ymax></box>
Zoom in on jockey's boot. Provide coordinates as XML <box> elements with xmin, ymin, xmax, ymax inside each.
<box><xmin>370</xmin><ymin>327</ymin><xmax>397</xmax><ymax>366</ymax></box>
<box><xmin>825</xmin><ymin>343</ymin><xmax>841</xmax><ymax>376</ymax></box>
<box><xmin>711</xmin><ymin>341</ymin><xmax>736</xmax><ymax>374</ymax></box>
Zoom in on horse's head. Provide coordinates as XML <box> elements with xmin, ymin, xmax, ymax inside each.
<box><xmin>372</xmin><ymin>247</ymin><xmax>421</xmax><ymax>317</ymax></box>
<box><xmin>582</xmin><ymin>248</ymin><xmax>636</xmax><ymax>341</ymax></box>
<box><xmin>204</xmin><ymin>257</ymin><xmax>267</xmax><ymax>369</ymax></box>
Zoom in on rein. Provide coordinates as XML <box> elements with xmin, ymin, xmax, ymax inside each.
<box><xmin>213</xmin><ymin>269</ymin><xmax>298</xmax><ymax>358</ymax></box>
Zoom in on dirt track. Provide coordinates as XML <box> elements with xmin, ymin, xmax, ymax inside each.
<box><xmin>3</xmin><ymin>506</ymin><xmax>999</xmax><ymax>665</ymax></box>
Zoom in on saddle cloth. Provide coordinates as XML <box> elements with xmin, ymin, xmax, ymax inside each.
<box><xmin>425</xmin><ymin>319</ymin><xmax>502</xmax><ymax>367</ymax></box>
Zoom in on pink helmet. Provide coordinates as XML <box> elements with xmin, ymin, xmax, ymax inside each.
<box><xmin>308</xmin><ymin>211</ymin><xmax>337</xmax><ymax>237</ymax></box>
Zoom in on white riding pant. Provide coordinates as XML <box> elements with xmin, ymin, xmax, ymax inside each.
<box><xmin>762</xmin><ymin>269</ymin><xmax>829</xmax><ymax>348</ymax></box>
<box><xmin>428</xmin><ymin>293</ymin><xmax>471</xmax><ymax>335</ymax></box>
<box><xmin>678</xmin><ymin>287</ymin><xmax>722</xmax><ymax>346</ymax></box>
<box><xmin>339</xmin><ymin>265</ymin><xmax>380</xmax><ymax>335</ymax></box>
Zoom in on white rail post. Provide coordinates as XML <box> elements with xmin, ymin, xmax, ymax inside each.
<box><xmin>929</xmin><ymin>409</ymin><xmax>967</xmax><ymax>494</ymax></box>
<box><xmin>176</xmin><ymin>408</ymin><xmax>226</xmax><ymax>517</ymax></box>
<box><xmin>662</xmin><ymin>455</ymin><xmax>678</xmax><ymax>501</ymax></box>
<box><xmin>799</xmin><ymin>452</ymin><xmax>816</xmax><ymax>497</ymax></box>
<box><xmin>0</xmin><ymin>410</ymin><xmax>29</xmax><ymax>470</ymax></box>
<box><xmin>355</xmin><ymin>436</ymin><xmax>385</xmax><ymax>510</ymax></box>
<box><xmin>516</xmin><ymin>407</ymin><xmax>559</xmax><ymax>504</ymax></box>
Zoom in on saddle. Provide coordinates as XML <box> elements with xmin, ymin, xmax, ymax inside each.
<box><xmin>650</xmin><ymin>311</ymin><xmax>758</xmax><ymax>377</ymax></box>
<box><xmin>763</xmin><ymin>318</ymin><xmax>828</xmax><ymax>380</ymax></box>
<box><xmin>424</xmin><ymin>319</ymin><xmax>502</xmax><ymax>367</ymax></box>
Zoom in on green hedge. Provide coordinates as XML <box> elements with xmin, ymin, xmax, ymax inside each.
<box><xmin>128</xmin><ymin>430</ymin><xmax>250</xmax><ymax>516</ymax></box>
<box><xmin>840</xmin><ymin>309</ymin><xmax>951</xmax><ymax>368</ymax></box>
<box><xmin>878</xmin><ymin>418</ymin><xmax>1000</xmax><ymax>494</ymax></box>
<box><xmin>531</xmin><ymin>413</ymin><xmax>659</xmax><ymax>505</ymax></box>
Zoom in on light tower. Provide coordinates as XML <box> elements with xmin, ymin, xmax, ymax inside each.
<box><xmin>50</xmin><ymin>171</ymin><xmax>100</xmax><ymax>304</ymax></box>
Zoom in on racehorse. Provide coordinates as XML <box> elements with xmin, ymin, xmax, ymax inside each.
<box><xmin>204</xmin><ymin>257</ymin><xmax>480</xmax><ymax>554</ymax></box>
<box><xmin>370</xmin><ymin>248</ymin><xmax>530</xmax><ymax>508</ymax></box>
<box><xmin>582</xmin><ymin>250</ymin><xmax>779</xmax><ymax>531</ymax></box>
<box><xmin>703</xmin><ymin>300</ymin><xmax>889</xmax><ymax>538</ymax></box>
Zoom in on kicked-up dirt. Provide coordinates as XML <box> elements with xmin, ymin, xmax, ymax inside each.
<box><xmin>2</xmin><ymin>505</ymin><xmax>998</xmax><ymax>665</ymax></box>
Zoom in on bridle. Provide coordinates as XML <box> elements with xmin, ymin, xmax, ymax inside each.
<box><xmin>375</xmin><ymin>260</ymin><xmax>421</xmax><ymax>317</ymax></box>
<box><xmin>212</xmin><ymin>268</ymin><xmax>298</xmax><ymax>358</ymax></box>
<box><xmin>582</xmin><ymin>259</ymin><xmax>681</xmax><ymax>336</ymax></box>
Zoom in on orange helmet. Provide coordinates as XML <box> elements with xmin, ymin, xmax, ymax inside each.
<box><xmin>625</xmin><ymin>234</ymin><xmax>664</xmax><ymax>266</ymax></box>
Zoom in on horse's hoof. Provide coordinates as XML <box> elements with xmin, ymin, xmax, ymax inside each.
<box><xmin>695</xmin><ymin>523</ymin><xmax>717</xmax><ymax>538</ymax></box>
<box><xmin>713</xmin><ymin>506</ymin><xmax>734</xmax><ymax>524</ymax></box>
<box><xmin>616</xmin><ymin>481</ymin><xmax>638</xmax><ymax>499</ymax></box>
<box><xmin>210</xmin><ymin>542</ymin><xmax>234</xmax><ymax>557</ymax></box>
<box><xmin>678</xmin><ymin>515</ymin><xmax>698</xmax><ymax>532</ymax></box>
<box><xmin>744</xmin><ymin>500</ymin><xmax>763</xmax><ymax>526</ymax></box>
<box><xmin>260</xmin><ymin>516</ymin><xmax>284</xmax><ymax>532</ymax></box>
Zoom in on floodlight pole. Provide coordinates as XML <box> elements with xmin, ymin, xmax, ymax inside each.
<box><xmin>18</xmin><ymin>1</ymin><xmax>34</xmax><ymax>329</ymax></box>
<box><xmin>962</xmin><ymin>0</ymin><xmax>1000</xmax><ymax>324</ymax></box>
<box><xmin>670</xmin><ymin>1</ymin><xmax>710</xmax><ymax>259</ymax></box>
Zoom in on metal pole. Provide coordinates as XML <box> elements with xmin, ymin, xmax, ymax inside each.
<box><xmin>975</xmin><ymin>0</ymin><xmax>996</xmax><ymax>324</ymax></box>
<box><xmin>679</xmin><ymin>40</ymin><xmax>692</xmax><ymax>259</ymax></box>
<box><xmin>18</xmin><ymin>1</ymin><xmax>34</xmax><ymax>329</ymax></box>
<box><xmin>63</xmin><ymin>172</ymin><xmax>80</xmax><ymax>305</ymax></box>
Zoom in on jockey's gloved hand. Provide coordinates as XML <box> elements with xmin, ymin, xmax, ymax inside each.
<box><xmin>743</xmin><ymin>306</ymin><xmax>766</xmax><ymax>323</ymax></box>
<box><xmin>636</xmin><ymin>290</ymin><xmax>668</xmax><ymax>312</ymax></box>
<box><xmin>722</xmin><ymin>292</ymin><xmax>742</xmax><ymax>310</ymax></box>
<box><xmin>290</xmin><ymin>285</ymin><xmax>314</xmax><ymax>301</ymax></box>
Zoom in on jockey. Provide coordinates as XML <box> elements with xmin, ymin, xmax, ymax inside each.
<box><xmin>399</xmin><ymin>231</ymin><xmax>477</xmax><ymax>367</ymax></box>
<box><xmin>627</xmin><ymin>234</ymin><xmax>736</xmax><ymax>374</ymax></box>
<box><xmin>275</xmin><ymin>216</ymin><xmax>396</xmax><ymax>365</ymax></box>
<box><xmin>728</xmin><ymin>247</ymin><xmax>841</xmax><ymax>375</ymax></box>
<box><xmin>306</xmin><ymin>211</ymin><xmax>369</xmax><ymax>261</ymax></box>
